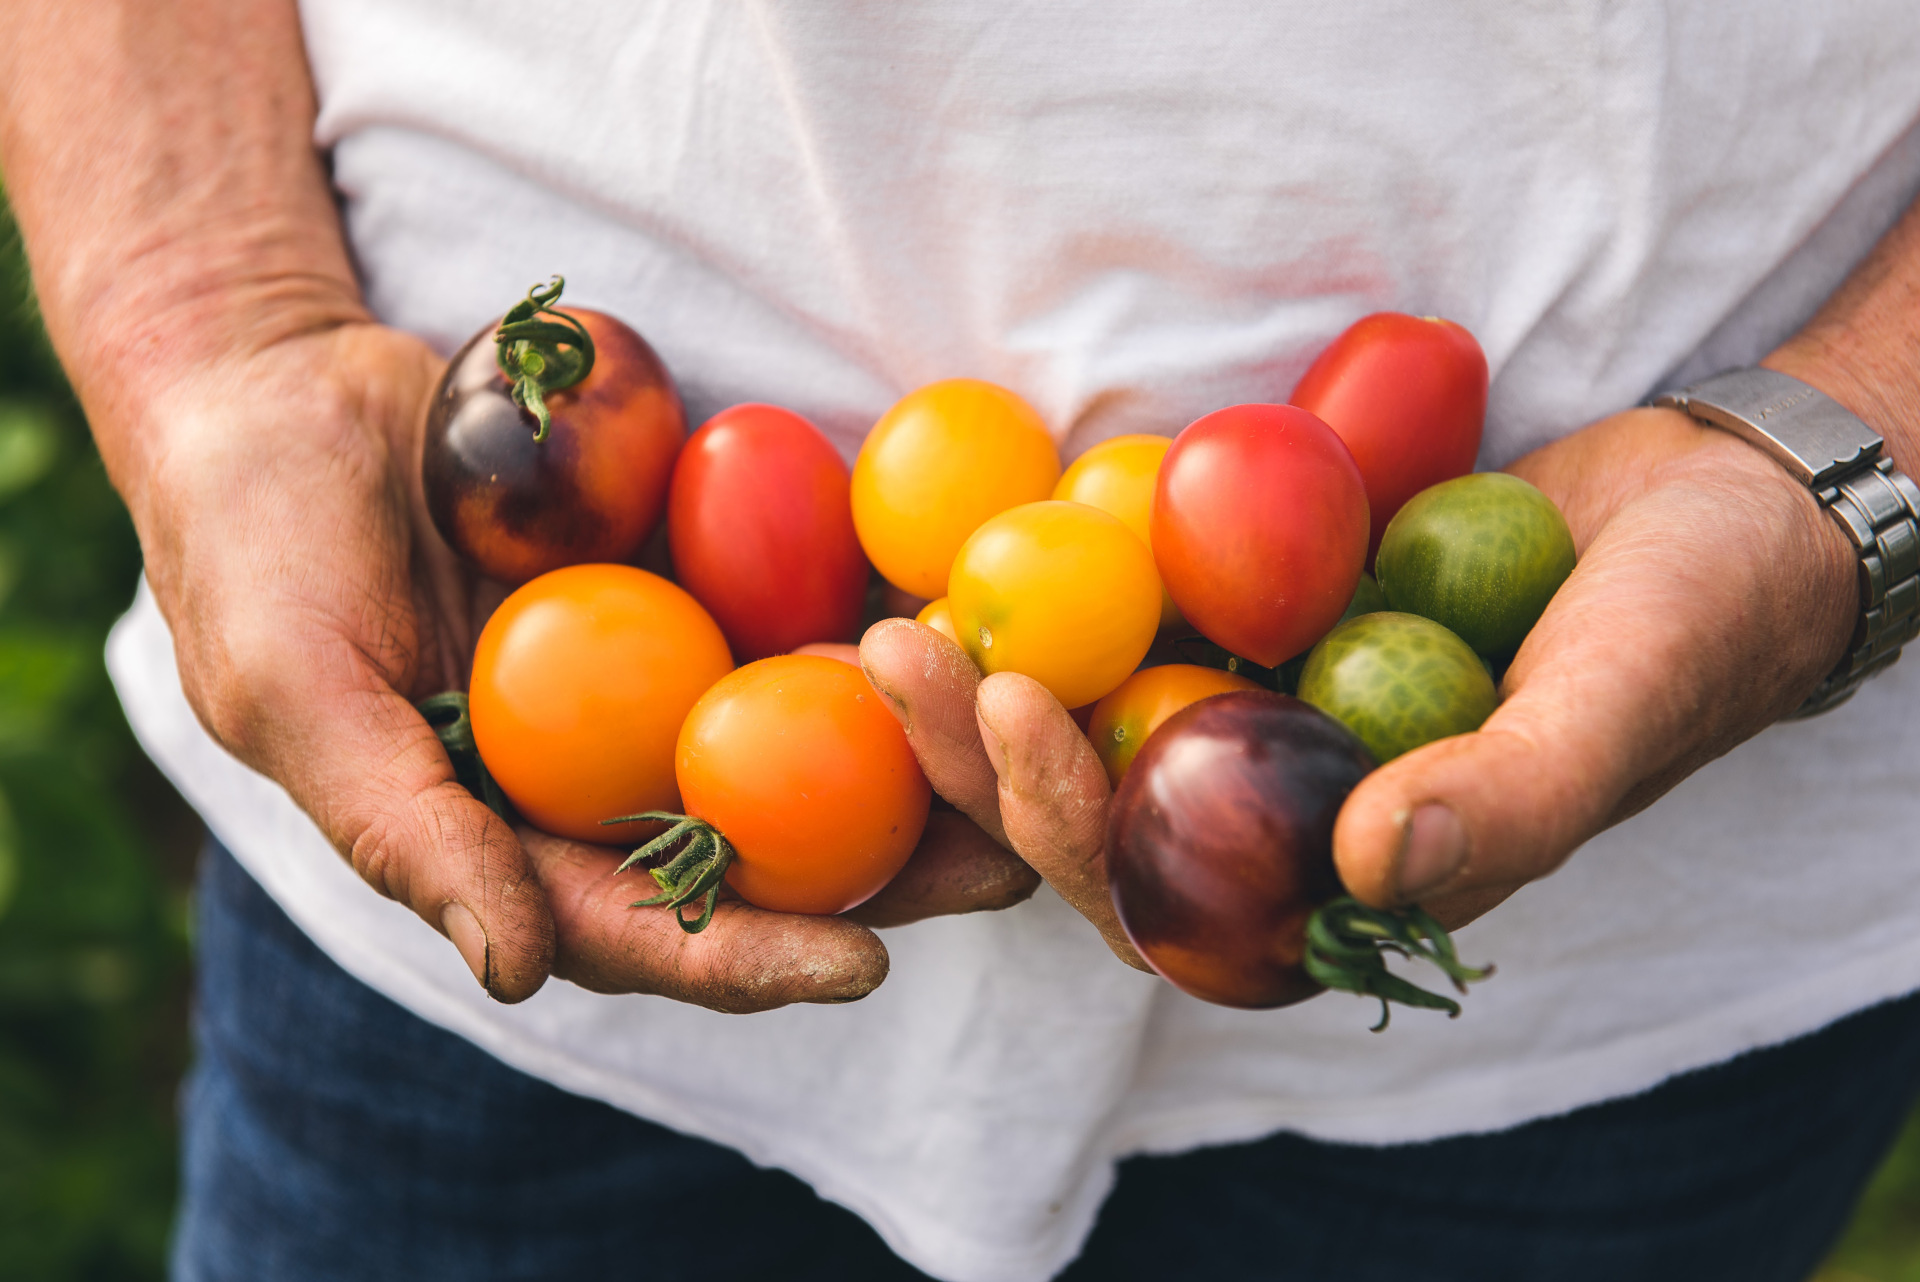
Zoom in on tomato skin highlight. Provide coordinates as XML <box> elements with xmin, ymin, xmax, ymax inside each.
<box><xmin>1289</xmin><ymin>312</ymin><xmax>1487</xmax><ymax>559</ymax></box>
<box><xmin>1107</xmin><ymin>690</ymin><xmax>1375</xmax><ymax>1009</ymax></box>
<box><xmin>1087</xmin><ymin>663</ymin><xmax>1262</xmax><ymax>787</ymax></box>
<box><xmin>1152</xmin><ymin>404</ymin><xmax>1369</xmax><ymax>668</ymax></box>
<box><xmin>851</xmin><ymin>379</ymin><xmax>1061</xmax><ymax>599</ymax></box>
<box><xmin>948</xmin><ymin>500</ymin><xmax>1161</xmax><ymax>710</ymax></box>
<box><xmin>470</xmin><ymin>564</ymin><xmax>733</xmax><ymax>845</ymax></box>
<box><xmin>676</xmin><ymin>655</ymin><xmax>930</xmax><ymax>915</ymax></box>
<box><xmin>667</xmin><ymin>404</ymin><xmax>869</xmax><ymax>662</ymax></box>
<box><xmin>1054</xmin><ymin>434</ymin><xmax>1182</xmax><ymax>630</ymax></box>
<box><xmin>424</xmin><ymin>308</ymin><xmax>686</xmax><ymax>584</ymax></box>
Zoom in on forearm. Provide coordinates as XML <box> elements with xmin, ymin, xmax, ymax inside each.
<box><xmin>0</xmin><ymin>0</ymin><xmax>364</xmax><ymax>516</ymax></box>
<box><xmin>1769</xmin><ymin>194</ymin><xmax>1920</xmax><ymax>468</ymax></box>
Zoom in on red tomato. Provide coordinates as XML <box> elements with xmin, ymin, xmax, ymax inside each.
<box><xmin>1152</xmin><ymin>404</ymin><xmax>1368</xmax><ymax>667</ymax></box>
<box><xmin>1288</xmin><ymin>313</ymin><xmax>1487</xmax><ymax>558</ymax></box>
<box><xmin>667</xmin><ymin>404</ymin><xmax>869</xmax><ymax>662</ymax></box>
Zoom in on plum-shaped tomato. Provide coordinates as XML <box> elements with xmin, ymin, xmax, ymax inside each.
<box><xmin>1290</xmin><ymin>312</ymin><xmax>1488</xmax><ymax>560</ymax></box>
<box><xmin>1106</xmin><ymin>690</ymin><xmax>1490</xmax><ymax>1025</ymax></box>
<box><xmin>423</xmin><ymin>278</ymin><xmax>685</xmax><ymax>584</ymax></box>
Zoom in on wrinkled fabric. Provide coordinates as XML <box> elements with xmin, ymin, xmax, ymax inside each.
<box><xmin>116</xmin><ymin>6</ymin><xmax>1920</xmax><ymax>1280</ymax></box>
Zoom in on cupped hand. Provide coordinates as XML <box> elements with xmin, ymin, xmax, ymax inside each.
<box><xmin>131</xmin><ymin>320</ymin><xmax>560</xmax><ymax>1001</ymax></box>
<box><xmin>1333</xmin><ymin>405</ymin><xmax>1856</xmax><ymax>925</ymax></box>
<box><xmin>134</xmin><ymin>323</ymin><xmax>1041</xmax><ymax>1012</ymax></box>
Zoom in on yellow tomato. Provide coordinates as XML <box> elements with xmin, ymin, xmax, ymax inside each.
<box><xmin>915</xmin><ymin>596</ymin><xmax>961</xmax><ymax>645</ymax></box>
<box><xmin>1054</xmin><ymin>433</ymin><xmax>1182</xmax><ymax>630</ymax></box>
<box><xmin>948</xmin><ymin>500</ymin><xmax>1160</xmax><ymax>709</ymax></box>
<box><xmin>851</xmin><ymin>379</ymin><xmax>1061</xmax><ymax>598</ymax></box>
<box><xmin>1086</xmin><ymin>664</ymin><xmax>1263</xmax><ymax>787</ymax></box>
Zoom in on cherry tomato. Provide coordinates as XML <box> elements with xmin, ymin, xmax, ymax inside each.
<box><xmin>1152</xmin><ymin>404</ymin><xmax>1368</xmax><ymax>668</ymax></box>
<box><xmin>469</xmin><ymin>564</ymin><xmax>732</xmax><ymax>844</ymax></box>
<box><xmin>1289</xmin><ymin>313</ymin><xmax>1487</xmax><ymax>559</ymax></box>
<box><xmin>1087</xmin><ymin>663</ymin><xmax>1261</xmax><ymax>786</ymax></box>
<box><xmin>915</xmin><ymin>596</ymin><xmax>961</xmax><ymax>645</ymax></box>
<box><xmin>1375</xmin><ymin>472</ymin><xmax>1575</xmax><ymax>658</ymax></box>
<box><xmin>948</xmin><ymin>501</ymin><xmax>1160</xmax><ymax>710</ymax></box>
<box><xmin>424</xmin><ymin>280</ymin><xmax>685</xmax><ymax>584</ymax></box>
<box><xmin>1297</xmin><ymin>612</ymin><xmax>1496</xmax><ymax>762</ymax></box>
<box><xmin>667</xmin><ymin>403</ymin><xmax>868</xmax><ymax>662</ymax></box>
<box><xmin>1054</xmin><ymin>434</ymin><xmax>1182</xmax><ymax>629</ymax></box>
<box><xmin>677</xmin><ymin>655</ymin><xmax>930</xmax><ymax>915</ymax></box>
<box><xmin>1107</xmin><ymin>690</ymin><xmax>1489</xmax><ymax>1021</ymax></box>
<box><xmin>851</xmin><ymin>379</ymin><xmax>1060</xmax><ymax>598</ymax></box>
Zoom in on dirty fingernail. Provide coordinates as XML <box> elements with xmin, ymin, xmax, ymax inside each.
<box><xmin>1397</xmin><ymin>804</ymin><xmax>1468</xmax><ymax>901</ymax></box>
<box><xmin>862</xmin><ymin>664</ymin><xmax>910</xmax><ymax>728</ymax></box>
<box><xmin>441</xmin><ymin>902</ymin><xmax>491</xmax><ymax>989</ymax></box>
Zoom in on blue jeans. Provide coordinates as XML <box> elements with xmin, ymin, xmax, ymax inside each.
<box><xmin>175</xmin><ymin>840</ymin><xmax>1920</xmax><ymax>1281</ymax></box>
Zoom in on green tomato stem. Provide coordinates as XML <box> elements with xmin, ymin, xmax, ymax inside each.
<box><xmin>603</xmin><ymin>810</ymin><xmax>734</xmax><ymax>934</ymax></box>
<box><xmin>494</xmin><ymin>276</ymin><xmax>596</xmax><ymax>444</ymax></box>
<box><xmin>1302</xmin><ymin>896</ymin><xmax>1493</xmax><ymax>1031</ymax></box>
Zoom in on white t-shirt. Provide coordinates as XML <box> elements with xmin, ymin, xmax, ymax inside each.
<box><xmin>108</xmin><ymin>5</ymin><xmax>1920</xmax><ymax>1280</ymax></box>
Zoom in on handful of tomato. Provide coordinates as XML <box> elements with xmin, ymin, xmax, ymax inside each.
<box><xmin>424</xmin><ymin>285</ymin><xmax>1566</xmax><ymax>1027</ymax></box>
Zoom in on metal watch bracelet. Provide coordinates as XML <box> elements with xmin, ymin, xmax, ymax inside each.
<box><xmin>1653</xmin><ymin>367</ymin><xmax>1920</xmax><ymax>718</ymax></box>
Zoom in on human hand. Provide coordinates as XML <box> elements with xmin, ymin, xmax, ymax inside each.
<box><xmin>1332</xmin><ymin>404</ymin><xmax>1857</xmax><ymax>924</ymax></box>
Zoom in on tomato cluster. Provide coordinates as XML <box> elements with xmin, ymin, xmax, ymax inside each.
<box><xmin>419</xmin><ymin>286</ymin><xmax>1563</xmax><ymax>1023</ymax></box>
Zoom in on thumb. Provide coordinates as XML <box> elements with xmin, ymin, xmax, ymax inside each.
<box><xmin>197</xmin><ymin>652</ymin><xmax>556</xmax><ymax>1002</ymax></box>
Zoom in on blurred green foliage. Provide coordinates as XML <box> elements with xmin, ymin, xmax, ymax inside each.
<box><xmin>0</xmin><ymin>196</ymin><xmax>200</xmax><ymax>1280</ymax></box>
<box><xmin>0</xmin><ymin>181</ymin><xmax>1916</xmax><ymax>1280</ymax></box>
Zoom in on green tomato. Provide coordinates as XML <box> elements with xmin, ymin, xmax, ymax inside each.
<box><xmin>1276</xmin><ymin>572</ymin><xmax>1387</xmax><ymax>694</ymax></box>
<box><xmin>1298</xmin><ymin>612</ymin><xmax>1496</xmax><ymax>763</ymax></box>
<box><xmin>1375</xmin><ymin>472</ymin><xmax>1574</xmax><ymax>658</ymax></box>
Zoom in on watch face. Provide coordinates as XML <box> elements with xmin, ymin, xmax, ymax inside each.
<box><xmin>1659</xmin><ymin>368</ymin><xmax>1881</xmax><ymax>487</ymax></box>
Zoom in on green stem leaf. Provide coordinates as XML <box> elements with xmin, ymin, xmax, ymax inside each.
<box><xmin>1303</xmin><ymin>895</ymin><xmax>1494</xmax><ymax>1031</ymax></box>
<box><xmin>494</xmin><ymin>276</ymin><xmax>596</xmax><ymax>443</ymax></box>
<box><xmin>416</xmin><ymin>691</ymin><xmax>513</xmax><ymax>822</ymax></box>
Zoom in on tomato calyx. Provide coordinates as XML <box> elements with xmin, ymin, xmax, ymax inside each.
<box><xmin>495</xmin><ymin>276</ymin><xmax>597</xmax><ymax>443</ymax></box>
<box><xmin>1302</xmin><ymin>897</ymin><xmax>1493</xmax><ymax>1031</ymax></box>
<box><xmin>417</xmin><ymin>691</ymin><xmax>514</xmax><ymax>821</ymax></box>
<box><xmin>603</xmin><ymin>810</ymin><xmax>735</xmax><ymax>934</ymax></box>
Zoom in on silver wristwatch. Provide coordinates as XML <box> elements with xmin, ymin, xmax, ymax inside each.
<box><xmin>1653</xmin><ymin>367</ymin><xmax>1920</xmax><ymax>716</ymax></box>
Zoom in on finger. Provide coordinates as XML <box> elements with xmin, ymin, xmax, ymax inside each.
<box><xmin>520</xmin><ymin>828</ymin><xmax>890</xmax><ymax>1012</ymax></box>
<box><xmin>974</xmin><ymin>672</ymin><xmax>1148</xmax><ymax>970</ymax></box>
<box><xmin>859</xmin><ymin>618</ymin><xmax>1006</xmax><ymax>843</ymax></box>
<box><xmin>843</xmin><ymin>810</ymin><xmax>1040</xmax><ymax>928</ymax></box>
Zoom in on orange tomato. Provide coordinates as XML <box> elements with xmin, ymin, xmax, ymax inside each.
<box><xmin>915</xmin><ymin>596</ymin><xmax>961</xmax><ymax>645</ymax></box>
<box><xmin>1053</xmin><ymin>434</ymin><xmax>1182</xmax><ymax>629</ymax></box>
<box><xmin>1087</xmin><ymin>664</ymin><xmax>1263</xmax><ymax>786</ymax></box>
<box><xmin>851</xmin><ymin>379</ymin><xmax>1060</xmax><ymax>598</ymax></box>
<box><xmin>469</xmin><ymin>564</ymin><xmax>733</xmax><ymax>844</ymax></box>
<box><xmin>948</xmin><ymin>500</ymin><xmax>1161</xmax><ymax>709</ymax></box>
<box><xmin>677</xmin><ymin>655</ymin><xmax>930</xmax><ymax>915</ymax></box>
